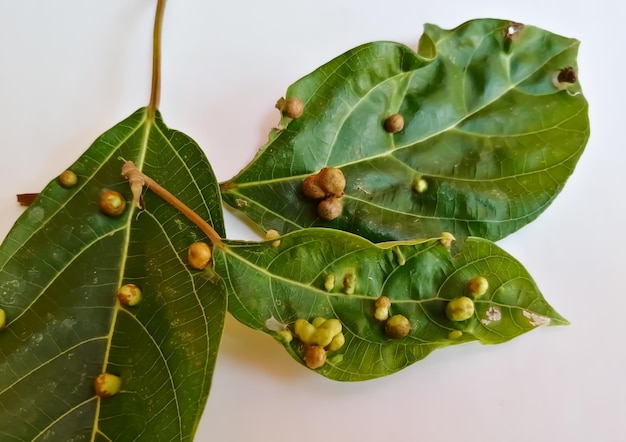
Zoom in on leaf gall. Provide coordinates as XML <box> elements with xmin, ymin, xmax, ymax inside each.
<box><xmin>304</xmin><ymin>345</ymin><xmax>327</xmax><ymax>369</ymax></box>
<box><xmin>94</xmin><ymin>373</ymin><xmax>122</xmax><ymax>398</ymax></box>
<box><xmin>99</xmin><ymin>189</ymin><xmax>126</xmax><ymax>217</ymax></box>
<box><xmin>318</xmin><ymin>167</ymin><xmax>346</xmax><ymax>197</ymax></box>
<box><xmin>385</xmin><ymin>314</ymin><xmax>411</xmax><ymax>339</ymax></box>
<box><xmin>467</xmin><ymin>276</ymin><xmax>489</xmax><ymax>297</ymax></box>
<box><xmin>384</xmin><ymin>113</ymin><xmax>404</xmax><ymax>133</ymax></box>
<box><xmin>276</xmin><ymin>97</ymin><xmax>304</xmax><ymax>119</ymax></box>
<box><xmin>446</xmin><ymin>296</ymin><xmax>475</xmax><ymax>321</ymax></box>
<box><xmin>318</xmin><ymin>197</ymin><xmax>343</xmax><ymax>221</ymax></box>
<box><xmin>58</xmin><ymin>170</ymin><xmax>78</xmax><ymax>188</ymax></box>
<box><xmin>117</xmin><ymin>283</ymin><xmax>142</xmax><ymax>307</ymax></box>
<box><xmin>188</xmin><ymin>241</ymin><xmax>212</xmax><ymax>270</ymax></box>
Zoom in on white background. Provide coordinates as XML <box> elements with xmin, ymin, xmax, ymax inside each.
<box><xmin>1</xmin><ymin>1</ymin><xmax>625</xmax><ymax>441</ymax></box>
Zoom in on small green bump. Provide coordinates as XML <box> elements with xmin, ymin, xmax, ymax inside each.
<box><xmin>276</xmin><ymin>330</ymin><xmax>293</xmax><ymax>344</ymax></box>
<box><xmin>393</xmin><ymin>247</ymin><xmax>406</xmax><ymax>266</ymax></box>
<box><xmin>448</xmin><ymin>330</ymin><xmax>463</xmax><ymax>340</ymax></box>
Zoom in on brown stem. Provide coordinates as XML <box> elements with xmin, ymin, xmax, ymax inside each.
<box><xmin>147</xmin><ymin>0</ymin><xmax>167</xmax><ymax>119</ymax></box>
<box><xmin>121</xmin><ymin>161</ymin><xmax>223</xmax><ymax>248</ymax></box>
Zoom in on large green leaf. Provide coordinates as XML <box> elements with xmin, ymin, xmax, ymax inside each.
<box><xmin>221</xmin><ymin>18</ymin><xmax>589</xmax><ymax>242</ymax></box>
<box><xmin>215</xmin><ymin>228</ymin><xmax>567</xmax><ymax>381</ymax></box>
<box><xmin>0</xmin><ymin>108</ymin><xmax>226</xmax><ymax>441</ymax></box>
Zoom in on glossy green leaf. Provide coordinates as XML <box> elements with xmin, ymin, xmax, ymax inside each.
<box><xmin>0</xmin><ymin>108</ymin><xmax>226</xmax><ymax>440</ymax></box>
<box><xmin>221</xmin><ymin>18</ymin><xmax>589</xmax><ymax>242</ymax></box>
<box><xmin>215</xmin><ymin>228</ymin><xmax>567</xmax><ymax>381</ymax></box>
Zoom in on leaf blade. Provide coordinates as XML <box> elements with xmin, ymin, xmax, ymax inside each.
<box><xmin>216</xmin><ymin>229</ymin><xmax>566</xmax><ymax>381</ymax></box>
<box><xmin>222</xmin><ymin>19</ymin><xmax>589</xmax><ymax>242</ymax></box>
<box><xmin>0</xmin><ymin>108</ymin><xmax>226</xmax><ymax>440</ymax></box>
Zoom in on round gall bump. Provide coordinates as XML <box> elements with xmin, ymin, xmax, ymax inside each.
<box><xmin>318</xmin><ymin>167</ymin><xmax>346</xmax><ymax>197</ymax></box>
<box><xmin>328</xmin><ymin>332</ymin><xmax>345</xmax><ymax>351</ymax></box>
<box><xmin>439</xmin><ymin>232</ymin><xmax>455</xmax><ymax>248</ymax></box>
<box><xmin>304</xmin><ymin>345</ymin><xmax>327</xmax><ymax>369</ymax></box>
<box><xmin>58</xmin><ymin>170</ymin><xmax>78</xmax><ymax>188</ymax></box>
<box><xmin>302</xmin><ymin>175</ymin><xmax>326</xmax><ymax>200</ymax></box>
<box><xmin>276</xmin><ymin>97</ymin><xmax>304</xmax><ymax>119</ymax></box>
<box><xmin>94</xmin><ymin>373</ymin><xmax>122</xmax><ymax>398</ymax></box>
<box><xmin>413</xmin><ymin>177</ymin><xmax>428</xmax><ymax>193</ymax></box>
<box><xmin>446</xmin><ymin>296</ymin><xmax>475</xmax><ymax>322</ymax></box>
<box><xmin>188</xmin><ymin>242</ymin><xmax>212</xmax><ymax>270</ymax></box>
<box><xmin>117</xmin><ymin>284</ymin><xmax>142</xmax><ymax>307</ymax></box>
<box><xmin>0</xmin><ymin>309</ymin><xmax>6</xmax><ymax>331</ymax></box>
<box><xmin>317</xmin><ymin>197</ymin><xmax>343</xmax><ymax>221</ymax></box>
<box><xmin>99</xmin><ymin>190</ymin><xmax>126</xmax><ymax>217</ymax></box>
<box><xmin>384</xmin><ymin>113</ymin><xmax>404</xmax><ymax>133</ymax></box>
<box><xmin>467</xmin><ymin>276</ymin><xmax>489</xmax><ymax>297</ymax></box>
<box><xmin>265</xmin><ymin>229</ymin><xmax>281</xmax><ymax>248</ymax></box>
<box><xmin>448</xmin><ymin>330</ymin><xmax>463</xmax><ymax>340</ymax></box>
<box><xmin>385</xmin><ymin>314</ymin><xmax>411</xmax><ymax>339</ymax></box>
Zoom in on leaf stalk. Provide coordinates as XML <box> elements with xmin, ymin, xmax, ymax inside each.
<box><xmin>122</xmin><ymin>161</ymin><xmax>223</xmax><ymax>248</ymax></box>
<box><xmin>148</xmin><ymin>0</ymin><xmax>167</xmax><ymax>119</ymax></box>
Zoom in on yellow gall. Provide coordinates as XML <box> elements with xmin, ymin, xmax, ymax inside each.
<box><xmin>311</xmin><ymin>317</ymin><xmax>326</xmax><ymax>328</ymax></box>
<box><xmin>448</xmin><ymin>330</ymin><xmax>463</xmax><ymax>340</ymax></box>
<box><xmin>265</xmin><ymin>229</ymin><xmax>281</xmax><ymax>248</ymax></box>
<box><xmin>445</xmin><ymin>296</ymin><xmax>475</xmax><ymax>322</ymax></box>
<box><xmin>117</xmin><ymin>284</ymin><xmax>142</xmax><ymax>307</ymax></box>
<box><xmin>384</xmin><ymin>113</ymin><xmax>404</xmax><ymax>133</ymax></box>
<box><xmin>342</xmin><ymin>271</ymin><xmax>356</xmax><ymax>295</ymax></box>
<box><xmin>99</xmin><ymin>190</ymin><xmax>126</xmax><ymax>217</ymax></box>
<box><xmin>58</xmin><ymin>170</ymin><xmax>78</xmax><ymax>188</ymax></box>
<box><xmin>188</xmin><ymin>242</ymin><xmax>212</xmax><ymax>270</ymax></box>
<box><xmin>374</xmin><ymin>296</ymin><xmax>391</xmax><ymax>322</ymax></box>
<box><xmin>276</xmin><ymin>330</ymin><xmax>293</xmax><ymax>344</ymax></box>
<box><xmin>413</xmin><ymin>177</ymin><xmax>428</xmax><ymax>193</ymax></box>
<box><xmin>304</xmin><ymin>345</ymin><xmax>327</xmax><ymax>369</ymax></box>
<box><xmin>94</xmin><ymin>373</ymin><xmax>122</xmax><ymax>398</ymax></box>
<box><xmin>324</xmin><ymin>274</ymin><xmax>336</xmax><ymax>292</ymax></box>
<box><xmin>439</xmin><ymin>232</ymin><xmax>455</xmax><ymax>248</ymax></box>
<box><xmin>328</xmin><ymin>332</ymin><xmax>345</xmax><ymax>351</ymax></box>
<box><xmin>375</xmin><ymin>296</ymin><xmax>391</xmax><ymax>309</ymax></box>
<box><xmin>385</xmin><ymin>314</ymin><xmax>411</xmax><ymax>339</ymax></box>
<box><xmin>0</xmin><ymin>309</ymin><xmax>6</xmax><ymax>331</ymax></box>
<box><xmin>467</xmin><ymin>276</ymin><xmax>489</xmax><ymax>297</ymax></box>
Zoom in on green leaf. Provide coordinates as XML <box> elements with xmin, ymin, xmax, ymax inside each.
<box><xmin>221</xmin><ymin>18</ymin><xmax>589</xmax><ymax>242</ymax></box>
<box><xmin>0</xmin><ymin>108</ymin><xmax>226</xmax><ymax>440</ymax></box>
<box><xmin>216</xmin><ymin>229</ymin><xmax>567</xmax><ymax>381</ymax></box>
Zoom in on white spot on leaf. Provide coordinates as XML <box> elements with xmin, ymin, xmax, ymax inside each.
<box><xmin>481</xmin><ymin>306</ymin><xmax>502</xmax><ymax>325</ymax></box>
<box><xmin>523</xmin><ymin>310</ymin><xmax>551</xmax><ymax>326</ymax></box>
<box><xmin>265</xmin><ymin>316</ymin><xmax>287</xmax><ymax>331</ymax></box>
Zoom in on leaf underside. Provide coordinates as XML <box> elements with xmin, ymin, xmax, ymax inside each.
<box><xmin>221</xmin><ymin>18</ymin><xmax>589</xmax><ymax>243</ymax></box>
<box><xmin>0</xmin><ymin>108</ymin><xmax>226</xmax><ymax>441</ymax></box>
<box><xmin>217</xmin><ymin>229</ymin><xmax>567</xmax><ymax>381</ymax></box>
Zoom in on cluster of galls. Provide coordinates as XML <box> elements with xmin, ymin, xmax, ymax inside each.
<box><xmin>445</xmin><ymin>275</ymin><xmax>490</xmax><ymax>339</ymax></box>
<box><xmin>373</xmin><ymin>296</ymin><xmax>412</xmax><ymax>339</ymax></box>
<box><xmin>302</xmin><ymin>167</ymin><xmax>346</xmax><ymax>221</ymax></box>
<box><xmin>293</xmin><ymin>317</ymin><xmax>345</xmax><ymax>369</ymax></box>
